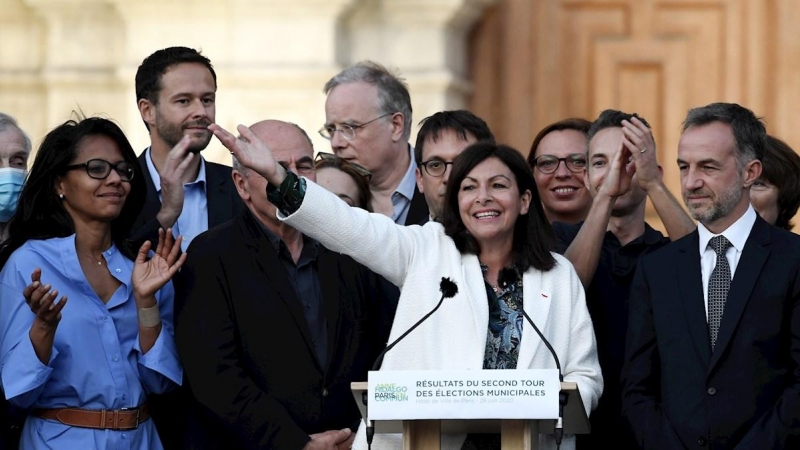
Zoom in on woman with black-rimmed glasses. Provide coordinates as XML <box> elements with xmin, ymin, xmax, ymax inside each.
<box><xmin>0</xmin><ymin>117</ymin><xmax>185</xmax><ymax>449</ymax></box>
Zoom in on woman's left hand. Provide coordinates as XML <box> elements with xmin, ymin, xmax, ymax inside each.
<box><xmin>132</xmin><ymin>228</ymin><xmax>187</xmax><ymax>304</ymax></box>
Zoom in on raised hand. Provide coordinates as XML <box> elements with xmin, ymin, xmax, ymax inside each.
<box><xmin>208</xmin><ymin>123</ymin><xmax>287</xmax><ymax>185</ymax></box>
<box><xmin>156</xmin><ymin>135</ymin><xmax>195</xmax><ymax>228</ymax></box>
<box><xmin>621</xmin><ymin>117</ymin><xmax>661</xmax><ymax>190</ymax></box>
<box><xmin>24</xmin><ymin>268</ymin><xmax>67</xmax><ymax>328</ymax></box>
<box><xmin>132</xmin><ymin>228</ymin><xmax>187</xmax><ymax>304</ymax></box>
<box><xmin>597</xmin><ymin>139</ymin><xmax>635</xmax><ymax>199</ymax></box>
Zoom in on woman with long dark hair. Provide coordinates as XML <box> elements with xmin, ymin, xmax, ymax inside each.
<box><xmin>0</xmin><ymin>117</ymin><xmax>185</xmax><ymax>449</ymax></box>
<box><xmin>211</xmin><ymin>124</ymin><xmax>601</xmax><ymax>450</ymax></box>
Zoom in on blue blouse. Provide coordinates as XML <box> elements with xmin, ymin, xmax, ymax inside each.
<box><xmin>0</xmin><ymin>235</ymin><xmax>182</xmax><ymax>449</ymax></box>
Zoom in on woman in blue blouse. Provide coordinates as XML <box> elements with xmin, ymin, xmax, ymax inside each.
<box><xmin>0</xmin><ymin>117</ymin><xmax>186</xmax><ymax>449</ymax></box>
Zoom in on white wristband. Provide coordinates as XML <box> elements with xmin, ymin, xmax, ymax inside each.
<box><xmin>137</xmin><ymin>304</ymin><xmax>162</xmax><ymax>328</ymax></box>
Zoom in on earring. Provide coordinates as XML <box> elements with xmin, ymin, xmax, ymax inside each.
<box><xmin>59</xmin><ymin>193</ymin><xmax>64</xmax><ymax>199</ymax></box>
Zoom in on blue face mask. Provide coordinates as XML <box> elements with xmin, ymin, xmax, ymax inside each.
<box><xmin>0</xmin><ymin>167</ymin><xmax>26</xmax><ymax>222</ymax></box>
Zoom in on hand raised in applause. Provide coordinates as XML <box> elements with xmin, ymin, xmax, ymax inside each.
<box><xmin>132</xmin><ymin>227</ymin><xmax>187</xmax><ymax>305</ymax></box>
<box><xmin>156</xmin><ymin>135</ymin><xmax>195</xmax><ymax>229</ymax></box>
<box><xmin>23</xmin><ymin>268</ymin><xmax>67</xmax><ymax>328</ymax></box>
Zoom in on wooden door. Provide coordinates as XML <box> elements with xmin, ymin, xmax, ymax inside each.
<box><xmin>469</xmin><ymin>0</ymin><xmax>798</xmax><ymax>231</ymax></box>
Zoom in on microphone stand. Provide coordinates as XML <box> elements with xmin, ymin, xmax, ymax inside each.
<box><xmin>365</xmin><ymin>278</ymin><xmax>458</xmax><ymax>450</ymax></box>
<box><xmin>500</xmin><ymin>268</ymin><xmax>567</xmax><ymax>449</ymax></box>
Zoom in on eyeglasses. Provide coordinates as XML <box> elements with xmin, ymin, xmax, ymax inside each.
<box><xmin>533</xmin><ymin>154</ymin><xmax>587</xmax><ymax>174</ymax></box>
<box><xmin>314</xmin><ymin>152</ymin><xmax>372</xmax><ymax>181</ymax></box>
<box><xmin>65</xmin><ymin>159</ymin><xmax>135</xmax><ymax>181</ymax></box>
<box><xmin>318</xmin><ymin>112</ymin><xmax>395</xmax><ymax>141</ymax></box>
<box><xmin>419</xmin><ymin>160</ymin><xmax>454</xmax><ymax>178</ymax></box>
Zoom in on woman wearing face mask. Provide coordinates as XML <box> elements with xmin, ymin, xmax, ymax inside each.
<box><xmin>0</xmin><ymin>113</ymin><xmax>32</xmax><ymax>243</ymax></box>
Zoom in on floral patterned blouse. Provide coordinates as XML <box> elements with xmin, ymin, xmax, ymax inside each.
<box><xmin>481</xmin><ymin>265</ymin><xmax>524</xmax><ymax>370</ymax></box>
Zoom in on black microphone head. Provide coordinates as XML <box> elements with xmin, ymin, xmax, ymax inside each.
<box><xmin>497</xmin><ymin>267</ymin><xmax>519</xmax><ymax>289</ymax></box>
<box><xmin>439</xmin><ymin>277</ymin><xmax>458</xmax><ymax>298</ymax></box>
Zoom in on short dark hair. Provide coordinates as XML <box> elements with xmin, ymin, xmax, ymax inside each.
<box><xmin>315</xmin><ymin>156</ymin><xmax>373</xmax><ymax>212</ymax></box>
<box><xmin>323</xmin><ymin>61</ymin><xmax>413</xmax><ymax>141</ymax></box>
<box><xmin>440</xmin><ymin>142</ymin><xmax>556</xmax><ymax>272</ymax></box>
<box><xmin>414</xmin><ymin>110</ymin><xmax>495</xmax><ymax>164</ymax></box>
<box><xmin>0</xmin><ymin>117</ymin><xmax>146</xmax><ymax>267</ymax></box>
<box><xmin>760</xmin><ymin>135</ymin><xmax>800</xmax><ymax>230</ymax></box>
<box><xmin>527</xmin><ymin>118</ymin><xmax>591</xmax><ymax>167</ymax></box>
<box><xmin>682</xmin><ymin>102</ymin><xmax>766</xmax><ymax>168</ymax></box>
<box><xmin>135</xmin><ymin>47</ymin><xmax>217</xmax><ymax>130</ymax></box>
<box><xmin>587</xmin><ymin>110</ymin><xmax>651</xmax><ymax>142</ymax></box>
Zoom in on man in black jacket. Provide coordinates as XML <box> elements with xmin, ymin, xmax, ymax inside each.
<box><xmin>176</xmin><ymin>120</ymin><xmax>395</xmax><ymax>450</ymax></box>
<box><xmin>131</xmin><ymin>46</ymin><xmax>242</xmax><ymax>250</ymax></box>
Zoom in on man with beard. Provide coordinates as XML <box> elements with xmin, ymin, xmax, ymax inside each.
<box><xmin>622</xmin><ymin>103</ymin><xmax>800</xmax><ymax>449</ymax></box>
<box><xmin>132</xmin><ymin>47</ymin><xmax>242</xmax><ymax>251</ymax></box>
<box><xmin>131</xmin><ymin>47</ymin><xmax>242</xmax><ymax>449</ymax></box>
<box><xmin>553</xmin><ymin>110</ymin><xmax>695</xmax><ymax>449</ymax></box>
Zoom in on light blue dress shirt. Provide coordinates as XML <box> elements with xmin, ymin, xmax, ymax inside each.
<box><xmin>145</xmin><ymin>148</ymin><xmax>208</xmax><ymax>252</ymax></box>
<box><xmin>0</xmin><ymin>236</ymin><xmax>182</xmax><ymax>449</ymax></box>
<box><xmin>391</xmin><ymin>145</ymin><xmax>418</xmax><ymax>225</ymax></box>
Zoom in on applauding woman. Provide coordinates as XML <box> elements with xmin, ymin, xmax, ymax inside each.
<box><xmin>0</xmin><ymin>118</ymin><xmax>185</xmax><ymax>449</ymax></box>
<box><xmin>211</xmin><ymin>123</ymin><xmax>601</xmax><ymax>450</ymax></box>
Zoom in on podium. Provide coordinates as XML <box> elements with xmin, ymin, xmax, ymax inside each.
<box><xmin>351</xmin><ymin>381</ymin><xmax>589</xmax><ymax>450</ymax></box>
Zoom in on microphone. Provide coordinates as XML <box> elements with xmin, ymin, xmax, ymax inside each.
<box><xmin>365</xmin><ymin>277</ymin><xmax>459</xmax><ymax>449</ymax></box>
<box><xmin>371</xmin><ymin>277</ymin><xmax>458</xmax><ymax>371</ymax></box>
<box><xmin>498</xmin><ymin>268</ymin><xmax>568</xmax><ymax>447</ymax></box>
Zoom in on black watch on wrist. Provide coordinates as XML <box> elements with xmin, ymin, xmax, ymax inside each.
<box><xmin>267</xmin><ymin>170</ymin><xmax>307</xmax><ymax>216</ymax></box>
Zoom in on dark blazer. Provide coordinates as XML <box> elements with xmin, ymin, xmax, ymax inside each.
<box><xmin>622</xmin><ymin>217</ymin><xmax>800</xmax><ymax>450</ymax></box>
<box><xmin>405</xmin><ymin>186</ymin><xmax>429</xmax><ymax>226</ymax></box>
<box><xmin>131</xmin><ymin>150</ymin><xmax>243</xmax><ymax>247</ymax></box>
<box><xmin>175</xmin><ymin>209</ymin><xmax>395</xmax><ymax>450</ymax></box>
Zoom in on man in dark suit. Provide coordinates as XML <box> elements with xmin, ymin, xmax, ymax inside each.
<box><xmin>176</xmin><ymin>120</ymin><xmax>395</xmax><ymax>450</ymax></box>
<box><xmin>131</xmin><ymin>46</ymin><xmax>242</xmax><ymax>250</ymax></box>
<box><xmin>622</xmin><ymin>102</ymin><xmax>800</xmax><ymax>449</ymax></box>
<box><xmin>321</xmin><ymin>61</ymin><xmax>427</xmax><ymax>225</ymax></box>
<box><xmin>131</xmin><ymin>46</ymin><xmax>243</xmax><ymax>449</ymax></box>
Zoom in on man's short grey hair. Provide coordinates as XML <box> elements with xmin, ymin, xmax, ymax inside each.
<box><xmin>232</xmin><ymin>122</ymin><xmax>313</xmax><ymax>174</ymax></box>
<box><xmin>0</xmin><ymin>112</ymin><xmax>32</xmax><ymax>154</ymax></box>
<box><xmin>682</xmin><ymin>102</ymin><xmax>767</xmax><ymax>170</ymax></box>
<box><xmin>324</xmin><ymin>61</ymin><xmax>413</xmax><ymax>141</ymax></box>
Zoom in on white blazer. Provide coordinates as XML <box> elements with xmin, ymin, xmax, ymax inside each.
<box><xmin>282</xmin><ymin>181</ymin><xmax>602</xmax><ymax>450</ymax></box>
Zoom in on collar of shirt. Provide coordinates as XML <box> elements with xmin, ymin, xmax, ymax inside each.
<box><xmin>697</xmin><ymin>204</ymin><xmax>757</xmax><ymax>257</ymax></box>
<box><xmin>256</xmin><ymin>218</ymin><xmax>320</xmax><ymax>263</ymax></box>
<box><xmin>144</xmin><ymin>147</ymin><xmax>207</xmax><ymax>194</ymax></box>
<box><xmin>391</xmin><ymin>145</ymin><xmax>418</xmax><ymax>222</ymax></box>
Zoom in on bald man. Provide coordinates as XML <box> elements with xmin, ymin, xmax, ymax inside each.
<box><xmin>175</xmin><ymin>121</ymin><xmax>395</xmax><ymax>450</ymax></box>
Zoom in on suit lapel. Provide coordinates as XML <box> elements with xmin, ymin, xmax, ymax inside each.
<box><xmin>404</xmin><ymin>186</ymin><xmax>429</xmax><ymax>226</ymax></box>
<box><xmin>709</xmin><ymin>218</ymin><xmax>770</xmax><ymax>371</ymax></box>
<box><xmin>241</xmin><ymin>211</ymin><xmax>322</xmax><ymax>371</ymax></box>
<box><xmin>318</xmin><ymin>248</ymin><xmax>341</xmax><ymax>372</ymax></box>
<box><xmin>676</xmin><ymin>231</ymin><xmax>712</xmax><ymax>366</ymax></box>
<box><xmin>206</xmin><ymin>162</ymin><xmax>232</xmax><ymax>228</ymax></box>
<box><xmin>137</xmin><ymin>151</ymin><xmax>162</xmax><ymax>221</ymax></box>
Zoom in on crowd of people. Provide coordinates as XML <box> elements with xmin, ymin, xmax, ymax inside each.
<box><xmin>0</xmin><ymin>45</ymin><xmax>799</xmax><ymax>450</ymax></box>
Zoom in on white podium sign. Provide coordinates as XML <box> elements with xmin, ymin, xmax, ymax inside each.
<box><xmin>367</xmin><ymin>369</ymin><xmax>559</xmax><ymax>421</ymax></box>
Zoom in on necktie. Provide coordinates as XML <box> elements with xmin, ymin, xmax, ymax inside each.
<box><xmin>708</xmin><ymin>235</ymin><xmax>732</xmax><ymax>350</ymax></box>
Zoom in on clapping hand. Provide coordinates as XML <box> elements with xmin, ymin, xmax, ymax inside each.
<box><xmin>132</xmin><ymin>228</ymin><xmax>186</xmax><ymax>304</ymax></box>
<box><xmin>23</xmin><ymin>268</ymin><xmax>67</xmax><ymax>328</ymax></box>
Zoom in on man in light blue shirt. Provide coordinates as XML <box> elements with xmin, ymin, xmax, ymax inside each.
<box><xmin>131</xmin><ymin>47</ymin><xmax>242</xmax><ymax>252</ymax></box>
<box><xmin>321</xmin><ymin>61</ymin><xmax>428</xmax><ymax>225</ymax></box>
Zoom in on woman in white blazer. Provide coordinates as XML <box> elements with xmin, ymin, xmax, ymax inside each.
<box><xmin>211</xmin><ymin>124</ymin><xmax>602</xmax><ymax>450</ymax></box>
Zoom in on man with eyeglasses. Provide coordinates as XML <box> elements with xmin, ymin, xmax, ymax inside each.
<box><xmin>552</xmin><ymin>110</ymin><xmax>695</xmax><ymax>450</ymax></box>
<box><xmin>321</xmin><ymin>61</ymin><xmax>428</xmax><ymax>225</ymax></box>
<box><xmin>414</xmin><ymin>110</ymin><xmax>495</xmax><ymax>222</ymax></box>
